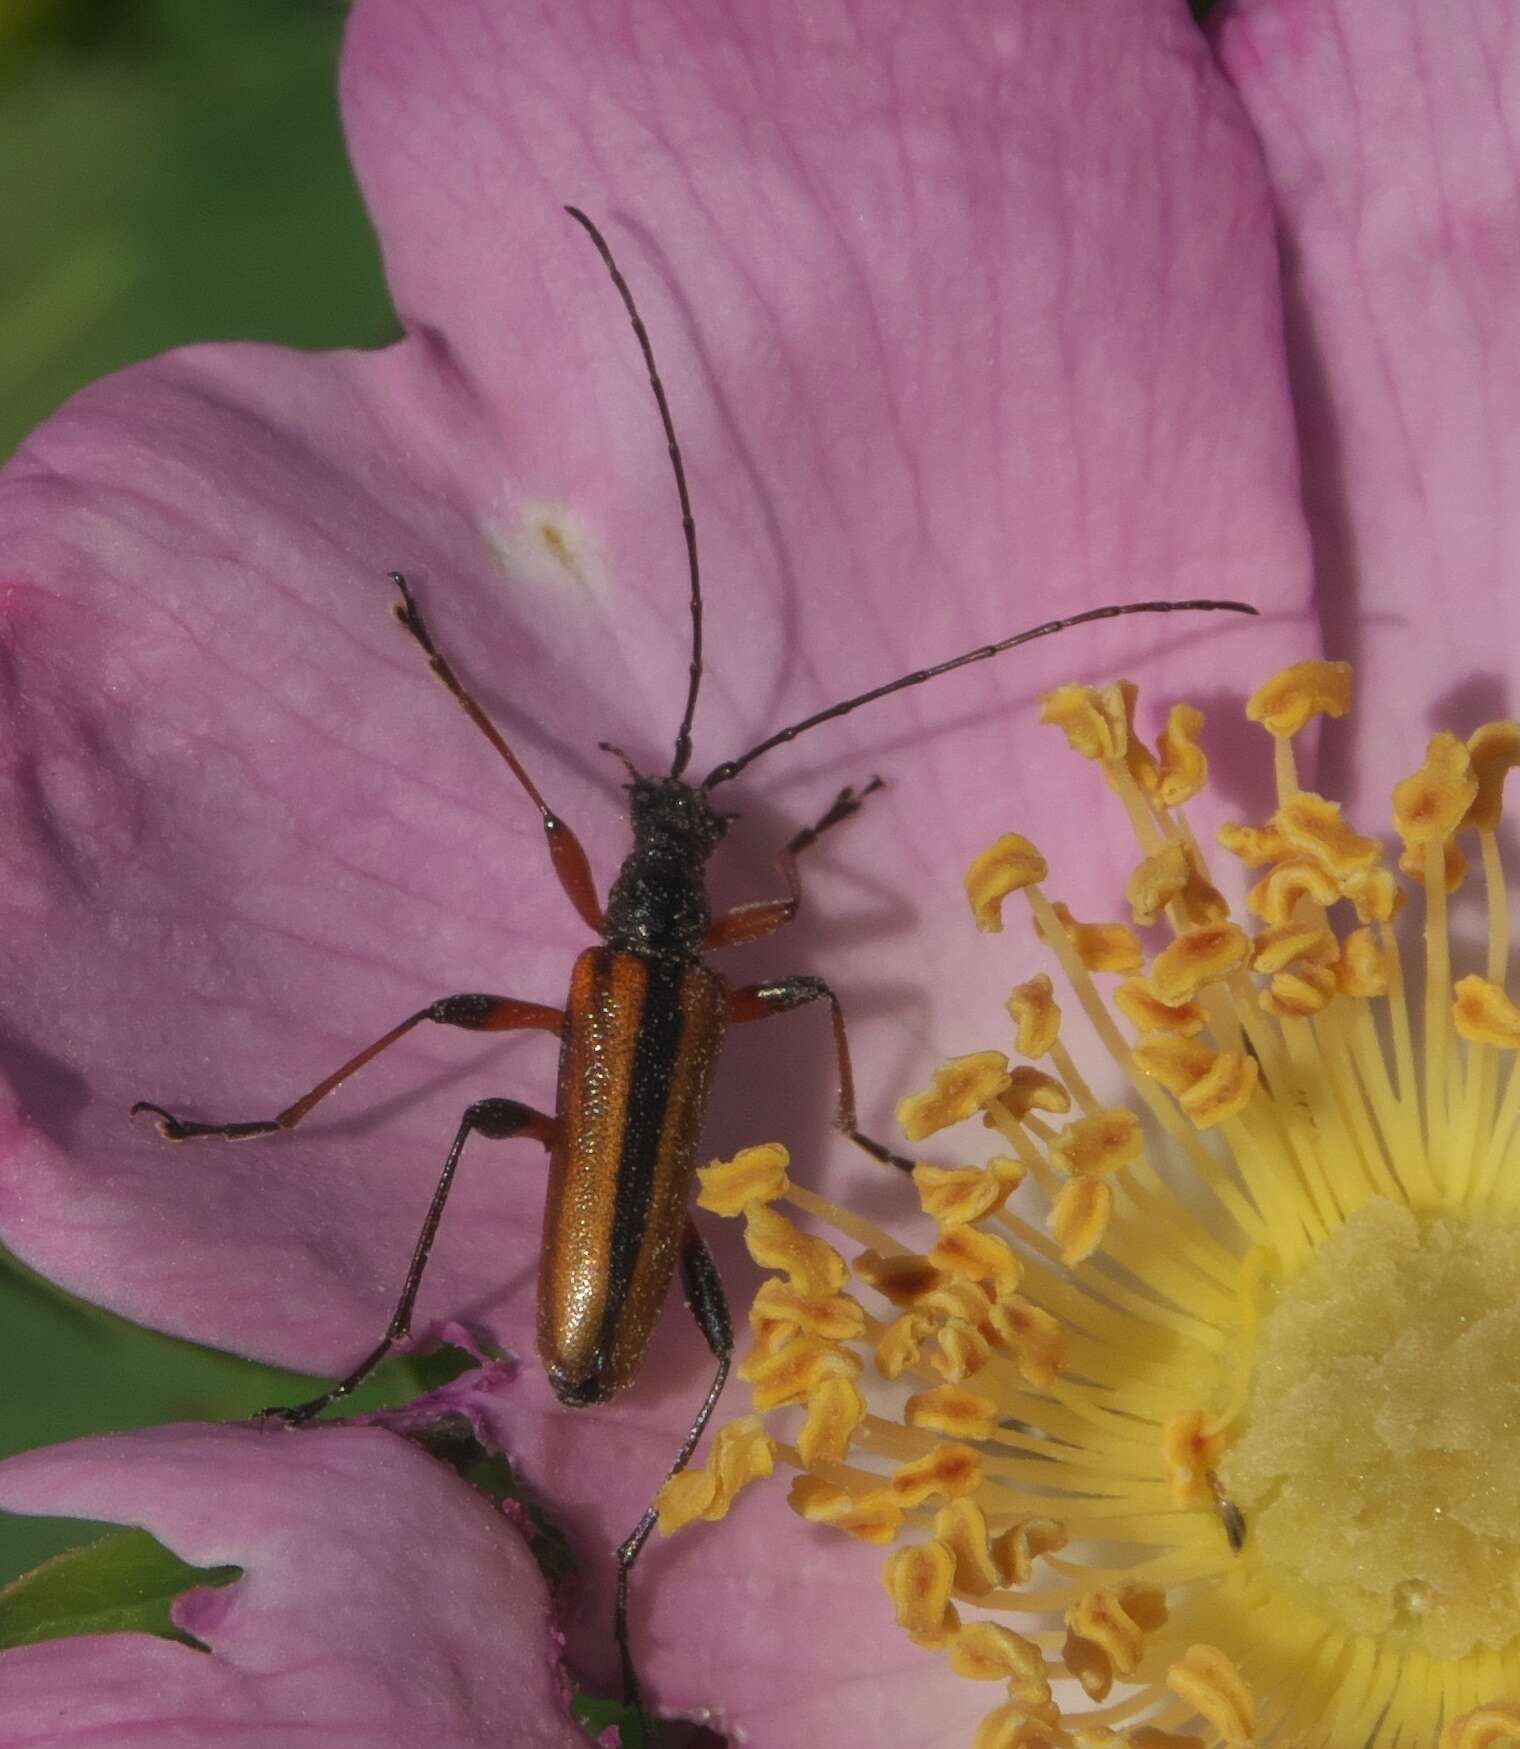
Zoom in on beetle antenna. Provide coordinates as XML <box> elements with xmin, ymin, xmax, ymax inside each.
<box><xmin>702</xmin><ymin>597</ymin><xmax>1258</xmax><ymax>790</ymax></box>
<box><xmin>565</xmin><ymin>206</ymin><xmax>704</xmax><ymax>782</ymax></box>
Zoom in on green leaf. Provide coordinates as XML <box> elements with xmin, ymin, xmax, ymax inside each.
<box><xmin>572</xmin><ymin>1691</ymin><xmax>731</xmax><ymax>1748</ymax></box>
<box><xmin>0</xmin><ymin>1526</ymin><xmax>240</xmax><ymax>1652</ymax></box>
<box><xmin>573</xmin><ymin>1693</ymin><xmax>647</xmax><ymax>1749</ymax></box>
<box><xmin>0</xmin><ymin>1247</ymin><xmax>485</xmax><ymax>1587</ymax></box>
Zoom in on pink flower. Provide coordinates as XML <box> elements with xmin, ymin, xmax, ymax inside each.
<box><xmin>0</xmin><ymin>1403</ymin><xmax>585</xmax><ymax>1746</ymax></box>
<box><xmin>7</xmin><ymin>0</ymin><xmax>1510</xmax><ymax>1740</ymax></box>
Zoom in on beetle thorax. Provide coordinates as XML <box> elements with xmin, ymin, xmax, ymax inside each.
<box><xmin>602</xmin><ymin>776</ymin><xmax>729</xmax><ymax>959</ymax></box>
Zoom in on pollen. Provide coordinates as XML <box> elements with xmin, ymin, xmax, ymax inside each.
<box><xmin>898</xmin><ymin>1053</ymin><xmax>1014</xmax><ymax>1141</ymax></box>
<box><xmin>1065</xmin><ymin>1584</ymin><xmax>1168</xmax><ymax>1695</ymax></box>
<box><xmin>1244</xmin><ymin>657</ymin><xmax>1351</xmax><ymax>736</ymax></box>
<box><xmin>1007</xmin><ymin>975</ymin><xmax>1062</xmax><ymax>1058</ymax></box>
<box><xmin>1392</xmin><ymin>731</ymin><xmax>1478</xmax><ymax>845</ymax></box>
<box><xmin>1453</xmin><ymin>974</ymin><xmax>1520</xmax><ymax>1048</ymax></box>
<box><xmin>671</xmin><ymin>658</ymin><xmax>1520</xmax><ymax>1745</ymax></box>
<box><xmin>789</xmin><ymin>1474</ymin><xmax>904</xmax><ymax>1544</ymax></box>
<box><xmin>906</xmin><ymin>1384</ymin><xmax>1000</xmax><ymax>1441</ymax></box>
<box><xmin>749</xmin><ymin>1276</ymin><xmax>865</xmax><ymax>1350</ymax></box>
<box><xmin>654</xmin><ymin>1415</ymin><xmax>777</xmax><ymax>1534</ymax></box>
<box><xmin>914</xmin><ymin>1158</ymin><xmax>1026</xmax><ymax>1227</ymax></box>
<box><xmin>1048</xmin><ymin>1109</ymin><xmax>1143</xmax><ymax>1177</ymax></box>
<box><xmin>696</xmin><ymin>1141</ymin><xmax>791</xmax><ymax>1214</ymax></box>
<box><xmin>884</xmin><ymin>1539</ymin><xmax>961</xmax><ymax>1646</ymax></box>
<box><xmin>1040</xmin><ymin>682</ymin><xmax>1134</xmax><ymax>763</ymax></box>
<box><xmin>1148</xmin><ymin>923</ymin><xmax>1249</xmax><ymax>1005</ymax></box>
<box><xmin>741</xmin><ymin>1199</ymin><xmax>847</xmax><ymax>1296</ymax></box>
<box><xmin>1114</xmin><ymin>978</ymin><xmax>1206</xmax><ymax>1036</ymax></box>
<box><xmin>1043</xmin><ymin>903</ymin><xmax>1145</xmax><ymax>975</ymax></box>
<box><xmin>1155</xmin><ymin>703</ymin><xmax>1209</xmax><ymax>807</ymax></box>
<box><xmin>1465</xmin><ymin>721</ymin><xmax>1520</xmax><ymax>832</ymax></box>
<box><xmin>1049</xmin><ymin>1176</ymin><xmax>1112</xmax><ymax>1264</ymax></box>
<box><xmin>967</xmin><ymin>836</ymin><xmax>1049</xmax><ymax>932</ymax></box>
<box><xmin>1127</xmin><ymin>843</ymin><xmax>1193</xmax><ymax>928</ymax></box>
<box><xmin>1161</xmin><ymin>1411</ymin><xmax>1226</xmax><ymax>1507</ymax></box>
<box><xmin>950</xmin><ymin>1620</ymin><xmax>1048</xmax><ymax>1686</ymax></box>
<box><xmin>1176</xmin><ymin>1050</ymin><xmax>1257</xmax><ymax>1129</ymax></box>
<box><xmin>1274</xmin><ymin>790</ymin><xmax>1383</xmax><ymax>877</ymax></box>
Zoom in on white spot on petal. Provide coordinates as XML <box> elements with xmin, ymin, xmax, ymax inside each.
<box><xmin>481</xmin><ymin>501</ymin><xmax>605</xmax><ymax>598</ymax></box>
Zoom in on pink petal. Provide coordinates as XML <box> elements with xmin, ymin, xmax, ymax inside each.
<box><xmin>0</xmin><ymin>1421</ymin><xmax>586</xmax><ymax>1747</ymax></box>
<box><xmin>0</xmin><ymin>0</ymin><xmax>1310</xmax><ymax>1382</ymax></box>
<box><xmin>1216</xmin><ymin>0</ymin><xmax>1520</xmax><ymax>805</ymax></box>
<box><xmin>0</xmin><ymin>0</ymin><xmax>1316</xmax><ymax>1736</ymax></box>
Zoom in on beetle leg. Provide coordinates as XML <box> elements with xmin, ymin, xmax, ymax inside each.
<box><xmin>389</xmin><ymin>571</ymin><xmax>603</xmax><ymax>931</ymax></box>
<box><xmin>614</xmin><ymin>1220</ymin><xmax>733</xmax><ymax>1711</ymax></box>
<box><xmin>705</xmin><ymin>775</ymin><xmax>882</xmax><ymax>949</ymax></box>
<box><xmin>131</xmin><ymin>993</ymin><xmax>563</xmax><ymax>1141</ymax></box>
<box><xmin>730</xmin><ymin>974</ymin><xmax>915</xmax><ymax>1171</ymax></box>
<box><xmin>259</xmin><ymin>1097</ymin><xmax>558</xmax><ymax>1426</ymax></box>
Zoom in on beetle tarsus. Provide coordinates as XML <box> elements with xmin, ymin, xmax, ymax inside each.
<box><xmin>850</xmin><ymin>1127</ymin><xmax>916</xmax><ymax>1174</ymax></box>
<box><xmin>129</xmin><ymin>1101</ymin><xmax>279</xmax><ymax>1143</ymax></box>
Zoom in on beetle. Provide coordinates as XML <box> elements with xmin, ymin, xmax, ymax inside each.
<box><xmin>132</xmin><ymin>205</ymin><xmax>1253</xmax><ymax>1709</ymax></box>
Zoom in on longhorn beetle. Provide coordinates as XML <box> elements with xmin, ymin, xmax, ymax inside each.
<box><xmin>133</xmin><ymin>205</ymin><xmax>1255</xmax><ymax>1715</ymax></box>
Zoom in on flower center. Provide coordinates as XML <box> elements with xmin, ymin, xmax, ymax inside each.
<box><xmin>1225</xmin><ymin>1197</ymin><xmax>1520</xmax><ymax>1661</ymax></box>
<box><xmin>659</xmin><ymin>659</ymin><xmax>1520</xmax><ymax>1745</ymax></box>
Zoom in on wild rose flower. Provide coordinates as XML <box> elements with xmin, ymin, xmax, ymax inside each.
<box><xmin>3</xmin><ymin>0</ymin><xmax>1511</xmax><ymax>1742</ymax></box>
<box><xmin>646</xmin><ymin>3</ymin><xmax>1520</xmax><ymax>1743</ymax></box>
<box><xmin>0</xmin><ymin>1394</ymin><xmax>586</xmax><ymax>1747</ymax></box>
<box><xmin>676</xmin><ymin>660</ymin><xmax>1520</xmax><ymax>1746</ymax></box>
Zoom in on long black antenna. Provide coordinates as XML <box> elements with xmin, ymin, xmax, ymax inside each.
<box><xmin>564</xmin><ymin>206</ymin><xmax>704</xmax><ymax>780</ymax></box>
<box><xmin>703</xmin><ymin>597</ymin><xmax>1257</xmax><ymax>789</ymax></box>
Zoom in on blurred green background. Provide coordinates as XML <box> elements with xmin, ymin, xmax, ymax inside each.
<box><xmin>1</xmin><ymin>0</ymin><xmax>398</xmax><ymax>1582</ymax></box>
<box><xmin>2</xmin><ymin>0</ymin><xmax>395</xmax><ymax>462</ymax></box>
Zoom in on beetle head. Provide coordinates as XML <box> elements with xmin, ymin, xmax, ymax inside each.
<box><xmin>626</xmin><ymin>772</ymin><xmax>730</xmax><ymax>862</ymax></box>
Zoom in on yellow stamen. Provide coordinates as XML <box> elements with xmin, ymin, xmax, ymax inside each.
<box><xmin>1149</xmin><ymin>924</ymin><xmax>1250</xmax><ymax>1006</ymax></box>
<box><xmin>905</xmin><ymin>1384</ymin><xmax>999</xmax><ymax>1441</ymax></box>
<box><xmin>738</xmin><ymin>1333</ymin><xmax>861</xmax><ymax>1409</ymax></box>
<box><xmin>949</xmin><ymin>1620</ymin><xmax>1048</xmax><ymax>1685</ymax></box>
<box><xmin>883</xmin><ymin>1541</ymin><xmax>960</xmax><ymax>1647</ymax></box>
<box><xmin>1245</xmin><ymin>658</ymin><xmax>1352</xmax><ymax>737</ymax></box>
<box><xmin>654</xmin><ymin>1416</ymin><xmax>776</xmax><ymax>1534</ymax></box>
<box><xmin>967</xmin><ymin>836</ymin><xmax>1049</xmax><ymax>932</ymax></box>
<box><xmin>930</xmin><ymin>1223</ymin><xmax>1023</xmax><ymax>1292</ymax></box>
<box><xmin>1155</xmin><ymin>703</ymin><xmax>1209</xmax><ymax>807</ymax></box>
<box><xmin>915</xmin><ymin>1158</ymin><xmax>1025</xmax><ymax>1226</ymax></box>
<box><xmin>677</xmin><ymin>659</ymin><xmax>1520</xmax><ymax>1747</ymax></box>
<box><xmin>1008</xmin><ymin>974</ymin><xmax>1062</xmax><ymax>1057</ymax></box>
<box><xmin>899</xmin><ymin>1052</ymin><xmax>1013</xmax><ymax>1140</ymax></box>
<box><xmin>788</xmin><ymin>1474</ymin><xmax>904</xmax><ymax>1544</ymax></box>
<box><xmin>1453</xmin><ymin>974</ymin><xmax>1520</xmax><ymax>1049</ymax></box>
<box><xmin>1040</xmin><ymin>682</ymin><xmax>1133</xmax><ymax>762</ymax></box>
<box><xmin>742</xmin><ymin>1200</ymin><xmax>848</xmax><ymax>1295</ymax></box>
<box><xmin>1065</xmin><ymin>1583</ymin><xmax>1168</xmax><ymax>1695</ymax></box>
<box><xmin>1442</xmin><ymin>1702</ymin><xmax>1520</xmax><ymax>1749</ymax></box>
<box><xmin>1044</xmin><ymin>902</ymin><xmax>1145</xmax><ymax>975</ymax></box>
<box><xmin>695</xmin><ymin>1141</ymin><xmax>791</xmax><ymax>1213</ymax></box>
<box><xmin>1114</xmin><ymin>979</ymin><xmax>1206</xmax><ymax>1036</ymax></box>
<box><xmin>1274</xmin><ymin>789</ymin><xmax>1382</xmax><ymax>877</ymax></box>
<box><xmin>1166</xmin><ymin>1646</ymin><xmax>1253</xmax><ymax>1746</ymax></box>
<box><xmin>1049</xmin><ymin>1177</ymin><xmax>1112</xmax><ymax>1265</ymax></box>
<box><xmin>796</xmin><ymin>1374</ymin><xmax>867</xmax><ymax>1466</ymax></box>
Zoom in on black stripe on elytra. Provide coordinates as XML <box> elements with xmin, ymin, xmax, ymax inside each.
<box><xmin>595</xmin><ymin>952</ymin><xmax>687</xmax><ymax>1371</ymax></box>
